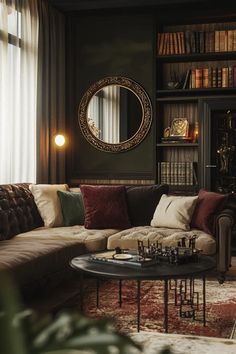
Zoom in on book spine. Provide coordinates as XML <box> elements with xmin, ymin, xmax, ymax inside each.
<box><xmin>183</xmin><ymin>69</ymin><xmax>191</xmax><ymax>89</ymax></box>
<box><xmin>160</xmin><ymin>162</ymin><xmax>166</xmax><ymax>184</ymax></box>
<box><xmin>217</xmin><ymin>67</ymin><xmax>222</xmax><ymax>88</ymax></box>
<box><xmin>158</xmin><ymin>33</ymin><xmax>164</xmax><ymax>55</ymax></box>
<box><xmin>173</xmin><ymin>162</ymin><xmax>178</xmax><ymax>185</ymax></box>
<box><xmin>222</xmin><ymin>67</ymin><xmax>229</xmax><ymax>87</ymax></box>
<box><xmin>199</xmin><ymin>31</ymin><xmax>205</xmax><ymax>53</ymax></box>
<box><xmin>185</xmin><ymin>30</ymin><xmax>191</xmax><ymax>54</ymax></box>
<box><xmin>209</xmin><ymin>31</ymin><xmax>215</xmax><ymax>52</ymax></box>
<box><xmin>233</xmin><ymin>67</ymin><xmax>236</xmax><ymax>87</ymax></box>
<box><xmin>219</xmin><ymin>30</ymin><xmax>227</xmax><ymax>52</ymax></box>
<box><xmin>180</xmin><ymin>31</ymin><xmax>185</xmax><ymax>54</ymax></box>
<box><xmin>228</xmin><ymin>66</ymin><xmax>233</xmax><ymax>87</ymax></box>
<box><xmin>173</xmin><ymin>32</ymin><xmax>179</xmax><ymax>54</ymax></box>
<box><xmin>208</xmin><ymin>67</ymin><xmax>212</xmax><ymax>88</ymax></box>
<box><xmin>190</xmin><ymin>31</ymin><xmax>196</xmax><ymax>53</ymax></box>
<box><xmin>195</xmin><ymin>68</ymin><xmax>203</xmax><ymax>88</ymax></box>
<box><xmin>191</xmin><ymin>68</ymin><xmax>196</xmax><ymax>88</ymax></box>
<box><xmin>215</xmin><ymin>30</ymin><xmax>220</xmax><ymax>52</ymax></box>
<box><xmin>179</xmin><ymin>162</ymin><xmax>186</xmax><ymax>185</ymax></box>
<box><xmin>169</xmin><ymin>32</ymin><xmax>174</xmax><ymax>54</ymax></box>
<box><xmin>227</xmin><ymin>30</ymin><xmax>233</xmax><ymax>51</ymax></box>
<box><xmin>233</xmin><ymin>29</ymin><xmax>236</xmax><ymax>51</ymax></box>
<box><xmin>166</xmin><ymin>162</ymin><xmax>171</xmax><ymax>185</ymax></box>
<box><xmin>202</xmin><ymin>68</ymin><xmax>209</xmax><ymax>88</ymax></box>
<box><xmin>212</xmin><ymin>67</ymin><xmax>218</xmax><ymax>87</ymax></box>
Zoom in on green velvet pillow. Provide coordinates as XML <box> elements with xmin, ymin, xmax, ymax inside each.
<box><xmin>57</xmin><ymin>190</ymin><xmax>85</xmax><ymax>226</ymax></box>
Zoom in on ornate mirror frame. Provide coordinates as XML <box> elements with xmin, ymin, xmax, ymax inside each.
<box><xmin>78</xmin><ymin>76</ymin><xmax>152</xmax><ymax>153</ymax></box>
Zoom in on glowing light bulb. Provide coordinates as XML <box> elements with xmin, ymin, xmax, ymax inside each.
<box><xmin>54</xmin><ymin>134</ymin><xmax>65</xmax><ymax>147</ymax></box>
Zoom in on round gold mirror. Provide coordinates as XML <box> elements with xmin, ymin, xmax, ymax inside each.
<box><xmin>78</xmin><ymin>76</ymin><xmax>152</xmax><ymax>152</ymax></box>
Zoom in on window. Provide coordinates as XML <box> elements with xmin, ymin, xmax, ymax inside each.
<box><xmin>0</xmin><ymin>1</ymin><xmax>38</xmax><ymax>184</ymax></box>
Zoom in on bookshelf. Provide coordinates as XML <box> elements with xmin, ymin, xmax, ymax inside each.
<box><xmin>156</xmin><ymin>20</ymin><xmax>236</xmax><ymax>193</ymax></box>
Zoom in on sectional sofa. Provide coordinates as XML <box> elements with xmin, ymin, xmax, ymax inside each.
<box><xmin>0</xmin><ymin>183</ymin><xmax>235</xmax><ymax>300</ymax></box>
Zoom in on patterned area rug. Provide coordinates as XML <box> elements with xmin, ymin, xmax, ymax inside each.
<box><xmin>76</xmin><ymin>278</ymin><xmax>236</xmax><ymax>338</ymax></box>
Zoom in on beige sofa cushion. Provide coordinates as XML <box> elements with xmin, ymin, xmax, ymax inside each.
<box><xmin>0</xmin><ymin>226</ymin><xmax>119</xmax><ymax>284</ymax></box>
<box><xmin>29</xmin><ymin>184</ymin><xmax>68</xmax><ymax>227</ymax></box>
<box><xmin>151</xmin><ymin>194</ymin><xmax>198</xmax><ymax>230</ymax></box>
<box><xmin>107</xmin><ymin>226</ymin><xmax>216</xmax><ymax>255</ymax></box>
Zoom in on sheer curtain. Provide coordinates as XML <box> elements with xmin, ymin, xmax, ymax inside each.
<box><xmin>0</xmin><ymin>0</ymin><xmax>38</xmax><ymax>184</ymax></box>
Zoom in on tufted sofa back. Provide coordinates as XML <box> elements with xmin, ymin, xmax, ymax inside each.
<box><xmin>0</xmin><ymin>184</ymin><xmax>43</xmax><ymax>241</ymax></box>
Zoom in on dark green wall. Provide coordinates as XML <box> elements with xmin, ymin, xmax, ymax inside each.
<box><xmin>66</xmin><ymin>12</ymin><xmax>156</xmax><ymax>183</ymax></box>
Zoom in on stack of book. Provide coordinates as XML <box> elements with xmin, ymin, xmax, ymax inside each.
<box><xmin>182</xmin><ymin>66</ymin><xmax>236</xmax><ymax>89</ymax></box>
<box><xmin>159</xmin><ymin>161</ymin><xmax>198</xmax><ymax>186</ymax></box>
<box><xmin>158</xmin><ymin>29</ymin><xmax>236</xmax><ymax>55</ymax></box>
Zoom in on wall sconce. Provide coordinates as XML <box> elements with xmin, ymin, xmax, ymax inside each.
<box><xmin>54</xmin><ymin>134</ymin><xmax>66</xmax><ymax>147</ymax></box>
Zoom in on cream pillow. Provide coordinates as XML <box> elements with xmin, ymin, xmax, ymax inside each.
<box><xmin>30</xmin><ymin>184</ymin><xmax>68</xmax><ymax>227</ymax></box>
<box><xmin>151</xmin><ymin>194</ymin><xmax>198</xmax><ymax>230</ymax></box>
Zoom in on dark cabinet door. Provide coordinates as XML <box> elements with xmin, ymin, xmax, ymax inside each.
<box><xmin>200</xmin><ymin>98</ymin><xmax>236</xmax><ymax>193</ymax></box>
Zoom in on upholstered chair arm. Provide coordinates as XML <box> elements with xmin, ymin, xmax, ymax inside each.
<box><xmin>215</xmin><ymin>209</ymin><xmax>235</xmax><ymax>280</ymax></box>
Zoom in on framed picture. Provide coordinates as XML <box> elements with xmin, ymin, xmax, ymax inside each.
<box><xmin>170</xmin><ymin>118</ymin><xmax>189</xmax><ymax>137</ymax></box>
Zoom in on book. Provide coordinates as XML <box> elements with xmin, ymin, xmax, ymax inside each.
<box><xmin>180</xmin><ymin>31</ymin><xmax>185</xmax><ymax>54</ymax></box>
<box><xmin>215</xmin><ymin>30</ymin><xmax>220</xmax><ymax>52</ymax></box>
<box><xmin>195</xmin><ymin>68</ymin><xmax>203</xmax><ymax>88</ymax></box>
<box><xmin>199</xmin><ymin>31</ymin><xmax>205</xmax><ymax>53</ymax></box>
<box><xmin>233</xmin><ymin>67</ymin><xmax>236</xmax><ymax>87</ymax></box>
<box><xmin>217</xmin><ymin>67</ymin><xmax>222</xmax><ymax>88</ymax></box>
<box><xmin>222</xmin><ymin>67</ymin><xmax>229</xmax><ymax>87</ymax></box>
<box><xmin>208</xmin><ymin>67</ymin><xmax>212</xmax><ymax>87</ymax></box>
<box><xmin>158</xmin><ymin>33</ymin><xmax>164</xmax><ymax>55</ymax></box>
<box><xmin>233</xmin><ymin>29</ymin><xmax>236</xmax><ymax>51</ymax></box>
<box><xmin>227</xmin><ymin>30</ymin><xmax>233</xmax><ymax>51</ymax></box>
<box><xmin>185</xmin><ymin>30</ymin><xmax>191</xmax><ymax>54</ymax></box>
<box><xmin>173</xmin><ymin>32</ymin><xmax>179</xmax><ymax>54</ymax></box>
<box><xmin>212</xmin><ymin>67</ymin><xmax>218</xmax><ymax>87</ymax></box>
<box><xmin>228</xmin><ymin>66</ymin><xmax>233</xmax><ymax>87</ymax></box>
<box><xmin>182</xmin><ymin>69</ymin><xmax>191</xmax><ymax>89</ymax></box>
<box><xmin>160</xmin><ymin>162</ymin><xmax>167</xmax><ymax>184</ymax></box>
<box><xmin>209</xmin><ymin>31</ymin><xmax>215</xmax><ymax>52</ymax></box>
<box><xmin>202</xmin><ymin>68</ymin><xmax>209</xmax><ymax>88</ymax></box>
<box><xmin>219</xmin><ymin>30</ymin><xmax>227</xmax><ymax>52</ymax></box>
<box><xmin>191</xmin><ymin>68</ymin><xmax>196</xmax><ymax>88</ymax></box>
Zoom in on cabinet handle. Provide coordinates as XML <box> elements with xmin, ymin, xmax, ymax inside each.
<box><xmin>205</xmin><ymin>165</ymin><xmax>217</xmax><ymax>168</ymax></box>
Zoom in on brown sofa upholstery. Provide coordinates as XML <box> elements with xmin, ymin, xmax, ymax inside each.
<box><xmin>0</xmin><ymin>183</ymin><xmax>235</xmax><ymax>298</ymax></box>
<box><xmin>0</xmin><ymin>184</ymin><xmax>118</xmax><ymax>298</ymax></box>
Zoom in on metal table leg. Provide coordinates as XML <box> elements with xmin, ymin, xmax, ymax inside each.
<box><xmin>203</xmin><ymin>275</ymin><xmax>206</xmax><ymax>326</ymax></box>
<box><xmin>96</xmin><ymin>279</ymin><xmax>99</xmax><ymax>308</ymax></box>
<box><xmin>137</xmin><ymin>280</ymin><xmax>141</xmax><ymax>332</ymax></box>
<box><xmin>164</xmin><ymin>279</ymin><xmax>169</xmax><ymax>333</ymax></box>
<box><xmin>119</xmin><ymin>280</ymin><xmax>122</xmax><ymax>307</ymax></box>
<box><xmin>80</xmin><ymin>272</ymin><xmax>84</xmax><ymax>313</ymax></box>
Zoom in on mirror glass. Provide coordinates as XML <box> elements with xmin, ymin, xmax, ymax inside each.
<box><xmin>87</xmin><ymin>85</ymin><xmax>142</xmax><ymax>144</ymax></box>
<box><xmin>79</xmin><ymin>76</ymin><xmax>152</xmax><ymax>153</ymax></box>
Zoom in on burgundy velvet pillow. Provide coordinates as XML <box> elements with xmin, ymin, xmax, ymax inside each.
<box><xmin>80</xmin><ymin>185</ymin><xmax>131</xmax><ymax>229</ymax></box>
<box><xmin>191</xmin><ymin>189</ymin><xmax>228</xmax><ymax>235</ymax></box>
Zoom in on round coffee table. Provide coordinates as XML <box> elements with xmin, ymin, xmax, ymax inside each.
<box><xmin>70</xmin><ymin>253</ymin><xmax>216</xmax><ymax>333</ymax></box>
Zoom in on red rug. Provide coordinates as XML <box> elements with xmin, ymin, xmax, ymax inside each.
<box><xmin>79</xmin><ymin>278</ymin><xmax>236</xmax><ymax>338</ymax></box>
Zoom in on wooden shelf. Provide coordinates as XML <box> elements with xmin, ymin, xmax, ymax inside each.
<box><xmin>157</xmin><ymin>88</ymin><xmax>236</xmax><ymax>97</ymax></box>
<box><xmin>157</xmin><ymin>51</ymin><xmax>236</xmax><ymax>63</ymax></box>
<box><xmin>157</xmin><ymin>143</ymin><xmax>198</xmax><ymax>147</ymax></box>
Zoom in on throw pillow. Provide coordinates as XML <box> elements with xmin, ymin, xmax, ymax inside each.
<box><xmin>191</xmin><ymin>189</ymin><xmax>228</xmax><ymax>235</ymax></box>
<box><xmin>151</xmin><ymin>194</ymin><xmax>198</xmax><ymax>230</ymax></box>
<box><xmin>29</xmin><ymin>184</ymin><xmax>68</xmax><ymax>227</ymax></box>
<box><xmin>125</xmin><ymin>184</ymin><xmax>169</xmax><ymax>226</ymax></box>
<box><xmin>57</xmin><ymin>190</ymin><xmax>85</xmax><ymax>226</ymax></box>
<box><xmin>80</xmin><ymin>185</ymin><xmax>131</xmax><ymax>229</ymax></box>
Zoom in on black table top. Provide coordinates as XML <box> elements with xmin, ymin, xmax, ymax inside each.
<box><xmin>70</xmin><ymin>253</ymin><xmax>216</xmax><ymax>281</ymax></box>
